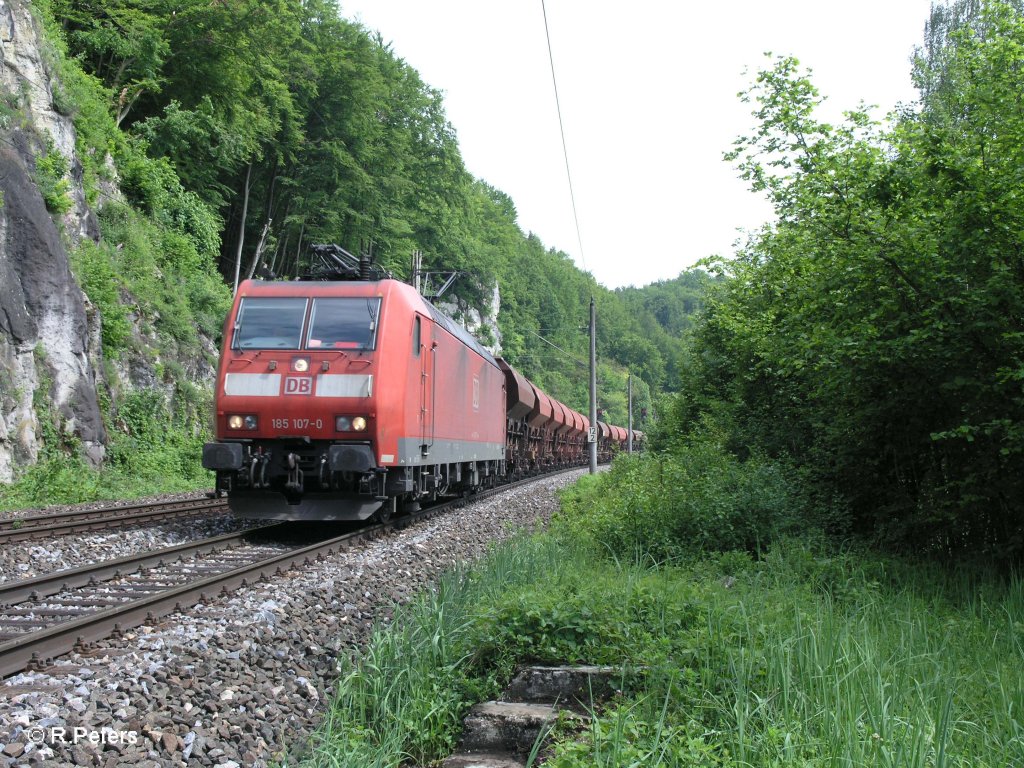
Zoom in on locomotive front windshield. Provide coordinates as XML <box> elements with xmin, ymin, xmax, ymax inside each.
<box><xmin>233</xmin><ymin>297</ymin><xmax>308</xmax><ymax>349</ymax></box>
<box><xmin>307</xmin><ymin>298</ymin><xmax>381</xmax><ymax>350</ymax></box>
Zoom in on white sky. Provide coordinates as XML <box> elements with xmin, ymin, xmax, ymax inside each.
<box><xmin>339</xmin><ymin>1</ymin><xmax>936</xmax><ymax>289</ymax></box>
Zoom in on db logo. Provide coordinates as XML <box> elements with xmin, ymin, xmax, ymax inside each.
<box><xmin>284</xmin><ymin>377</ymin><xmax>313</xmax><ymax>395</ymax></box>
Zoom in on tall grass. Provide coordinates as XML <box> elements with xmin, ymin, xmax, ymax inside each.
<box><xmin>696</xmin><ymin>544</ymin><xmax>1022</xmax><ymax>767</ymax></box>
<box><xmin>555</xmin><ymin>448</ymin><xmax>809</xmax><ymax>563</ymax></box>
<box><xmin>295</xmin><ymin>488</ymin><xmax>1024</xmax><ymax>767</ymax></box>
<box><xmin>294</xmin><ymin>536</ymin><xmax>574</xmax><ymax>767</ymax></box>
<box><xmin>536</xmin><ymin>541</ymin><xmax>1024</xmax><ymax>767</ymax></box>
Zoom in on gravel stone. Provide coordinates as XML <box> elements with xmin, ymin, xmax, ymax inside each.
<box><xmin>0</xmin><ymin>510</ymin><xmax>261</xmax><ymax>584</ymax></box>
<box><xmin>0</xmin><ymin>471</ymin><xmax>589</xmax><ymax>766</ymax></box>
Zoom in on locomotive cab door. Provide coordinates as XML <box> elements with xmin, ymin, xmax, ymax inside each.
<box><xmin>415</xmin><ymin>313</ymin><xmax>435</xmax><ymax>456</ymax></box>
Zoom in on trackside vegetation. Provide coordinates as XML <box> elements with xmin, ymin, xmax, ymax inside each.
<box><xmin>0</xmin><ymin>0</ymin><xmax>231</xmax><ymax>509</ymax></box>
<box><xmin>294</xmin><ymin>465</ymin><xmax>1023</xmax><ymax>767</ymax></box>
<box><xmin>680</xmin><ymin>0</ymin><xmax>1024</xmax><ymax>562</ymax></box>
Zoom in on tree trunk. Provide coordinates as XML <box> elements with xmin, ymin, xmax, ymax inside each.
<box><xmin>232</xmin><ymin>163</ymin><xmax>253</xmax><ymax>294</ymax></box>
<box><xmin>271</xmin><ymin>233</ymin><xmax>289</xmax><ymax>277</ymax></box>
<box><xmin>246</xmin><ymin>219</ymin><xmax>273</xmax><ymax>280</ymax></box>
<box><xmin>294</xmin><ymin>222</ymin><xmax>305</xmax><ymax>278</ymax></box>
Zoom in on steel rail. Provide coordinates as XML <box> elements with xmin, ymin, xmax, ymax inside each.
<box><xmin>0</xmin><ymin>469</ymin><xmax>580</xmax><ymax>679</ymax></box>
<box><xmin>0</xmin><ymin>519</ymin><xmax>404</xmax><ymax>679</ymax></box>
<box><xmin>0</xmin><ymin>524</ymin><xmax>281</xmax><ymax>608</ymax></box>
<box><xmin>0</xmin><ymin>497</ymin><xmax>228</xmax><ymax>543</ymax></box>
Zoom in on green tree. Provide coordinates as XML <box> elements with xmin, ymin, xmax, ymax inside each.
<box><xmin>684</xmin><ymin>8</ymin><xmax>1024</xmax><ymax>560</ymax></box>
<box><xmin>51</xmin><ymin>0</ymin><xmax>169</xmax><ymax>125</ymax></box>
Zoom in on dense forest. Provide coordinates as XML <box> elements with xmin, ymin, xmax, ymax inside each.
<box><xmin>38</xmin><ymin>0</ymin><xmax>711</xmax><ymax>426</ymax></box>
<box><xmin>625</xmin><ymin>0</ymin><xmax>1024</xmax><ymax>562</ymax></box>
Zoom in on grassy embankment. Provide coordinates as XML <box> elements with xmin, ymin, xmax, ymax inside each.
<box><xmin>292</xmin><ymin>450</ymin><xmax>1023</xmax><ymax>768</ymax></box>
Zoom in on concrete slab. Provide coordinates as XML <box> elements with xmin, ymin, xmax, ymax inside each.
<box><xmin>504</xmin><ymin>664</ymin><xmax>626</xmax><ymax>706</ymax></box>
<box><xmin>459</xmin><ymin>700</ymin><xmax>556</xmax><ymax>754</ymax></box>
<box><xmin>442</xmin><ymin>752</ymin><xmax>527</xmax><ymax>768</ymax></box>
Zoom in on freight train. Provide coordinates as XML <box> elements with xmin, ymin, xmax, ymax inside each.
<box><xmin>201</xmin><ymin>247</ymin><xmax>642</xmax><ymax>521</ymax></box>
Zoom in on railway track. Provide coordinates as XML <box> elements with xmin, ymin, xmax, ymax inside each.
<box><xmin>0</xmin><ymin>522</ymin><xmax>331</xmax><ymax>678</ymax></box>
<box><xmin>0</xmin><ymin>472</ymin><xmax>567</xmax><ymax>679</ymax></box>
<box><xmin>0</xmin><ymin>496</ymin><xmax>229</xmax><ymax>544</ymax></box>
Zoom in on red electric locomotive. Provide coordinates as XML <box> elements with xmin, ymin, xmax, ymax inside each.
<box><xmin>202</xmin><ymin>252</ymin><xmax>506</xmax><ymax>520</ymax></box>
<box><xmin>202</xmin><ymin>246</ymin><xmax>631</xmax><ymax>521</ymax></box>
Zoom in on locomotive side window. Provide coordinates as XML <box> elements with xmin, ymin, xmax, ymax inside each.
<box><xmin>307</xmin><ymin>298</ymin><xmax>382</xmax><ymax>350</ymax></box>
<box><xmin>412</xmin><ymin>316</ymin><xmax>421</xmax><ymax>356</ymax></box>
<box><xmin>234</xmin><ymin>297</ymin><xmax>308</xmax><ymax>349</ymax></box>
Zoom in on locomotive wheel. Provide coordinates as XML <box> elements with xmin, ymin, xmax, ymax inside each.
<box><xmin>375</xmin><ymin>497</ymin><xmax>396</xmax><ymax>523</ymax></box>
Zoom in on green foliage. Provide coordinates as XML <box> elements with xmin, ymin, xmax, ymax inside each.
<box><xmin>31</xmin><ymin>0</ymin><xmax>127</xmax><ymax>209</ymax></box>
<box><xmin>557</xmin><ymin>451</ymin><xmax>809</xmax><ymax>562</ymax></box>
<box><xmin>546</xmin><ymin>700</ymin><xmax>723</xmax><ymax>768</ymax></box>
<box><xmin>615</xmin><ymin>271</ymin><xmax>714</xmax><ymax>386</ymax></box>
<box><xmin>30</xmin><ymin>0</ymin><xmax>229</xmax><ymax>359</ymax></box>
<box><xmin>691</xmin><ymin>540</ymin><xmax>1024</xmax><ymax>767</ymax></box>
<box><xmin>69</xmin><ymin>240</ymin><xmax>131</xmax><ymax>350</ymax></box>
<box><xmin>0</xmin><ymin>453</ymin><xmax>104</xmax><ymax>509</ymax></box>
<box><xmin>48</xmin><ymin>0</ymin><xmax>169</xmax><ymax>121</ymax></box>
<box><xmin>33</xmin><ymin>140</ymin><xmax>73</xmax><ymax>214</ymax></box>
<box><xmin>87</xmin><ymin>200</ymin><xmax>231</xmax><ymax>352</ymax></box>
<box><xmin>301</xmin><ymin>494</ymin><xmax>1024</xmax><ymax>768</ymax></box>
<box><xmin>29</xmin><ymin>346</ymin><xmax>71</xmax><ymax>457</ymax></box>
<box><xmin>671</xmin><ymin>3</ymin><xmax>1024</xmax><ymax>561</ymax></box>
<box><xmin>105</xmin><ymin>388</ymin><xmax>208</xmax><ymax>483</ymax></box>
<box><xmin>0</xmin><ymin>379</ymin><xmax>215</xmax><ymax>512</ymax></box>
<box><xmin>470</xmin><ymin>561</ymin><xmax>700</xmax><ymax>670</ymax></box>
<box><xmin>0</xmin><ymin>443</ymin><xmax>212</xmax><ymax>511</ymax></box>
<box><xmin>531</xmin><ymin>538</ymin><xmax>1024</xmax><ymax>768</ymax></box>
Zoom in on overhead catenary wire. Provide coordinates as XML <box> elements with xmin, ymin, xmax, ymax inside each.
<box><xmin>526</xmin><ymin>328</ymin><xmax>588</xmax><ymax>369</ymax></box>
<box><xmin>540</xmin><ymin>0</ymin><xmax>587</xmax><ymax>272</ymax></box>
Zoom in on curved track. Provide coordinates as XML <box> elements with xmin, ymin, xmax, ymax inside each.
<box><xmin>0</xmin><ymin>472</ymin><xmax>571</xmax><ymax>679</ymax></box>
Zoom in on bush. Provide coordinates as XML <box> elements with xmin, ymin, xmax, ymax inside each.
<box><xmin>94</xmin><ymin>201</ymin><xmax>231</xmax><ymax>351</ymax></box>
<box><xmin>0</xmin><ymin>371</ymin><xmax>215</xmax><ymax>512</ymax></box>
<box><xmin>70</xmin><ymin>240</ymin><xmax>132</xmax><ymax>353</ymax></box>
<box><xmin>34</xmin><ymin>141</ymin><xmax>73</xmax><ymax>214</ymax></box>
<box><xmin>469</xmin><ymin>563</ymin><xmax>701</xmax><ymax>671</ymax></box>
<box><xmin>556</xmin><ymin>448</ymin><xmax>810</xmax><ymax>562</ymax></box>
<box><xmin>105</xmin><ymin>387</ymin><xmax>212</xmax><ymax>483</ymax></box>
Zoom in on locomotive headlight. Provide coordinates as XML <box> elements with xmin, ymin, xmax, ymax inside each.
<box><xmin>335</xmin><ymin>416</ymin><xmax>368</xmax><ymax>432</ymax></box>
<box><xmin>227</xmin><ymin>415</ymin><xmax>258</xmax><ymax>430</ymax></box>
<box><xmin>228</xmin><ymin>415</ymin><xmax>243</xmax><ymax>430</ymax></box>
<box><xmin>292</xmin><ymin>356</ymin><xmax>310</xmax><ymax>372</ymax></box>
<box><xmin>244</xmin><ymin>415</ymin><xmax>258</xmax><ymax>430</ymax></box>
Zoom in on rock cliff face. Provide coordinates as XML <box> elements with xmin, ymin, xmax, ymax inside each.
<box><xmin>438</xmin><ymin>282</ymin><xmax>504</xmax><ymax>357</ymax></box>
<box><xmin>0</xmin><ymin>0</ymin><xmax>105</xmax><ymax>481</ymax></box>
